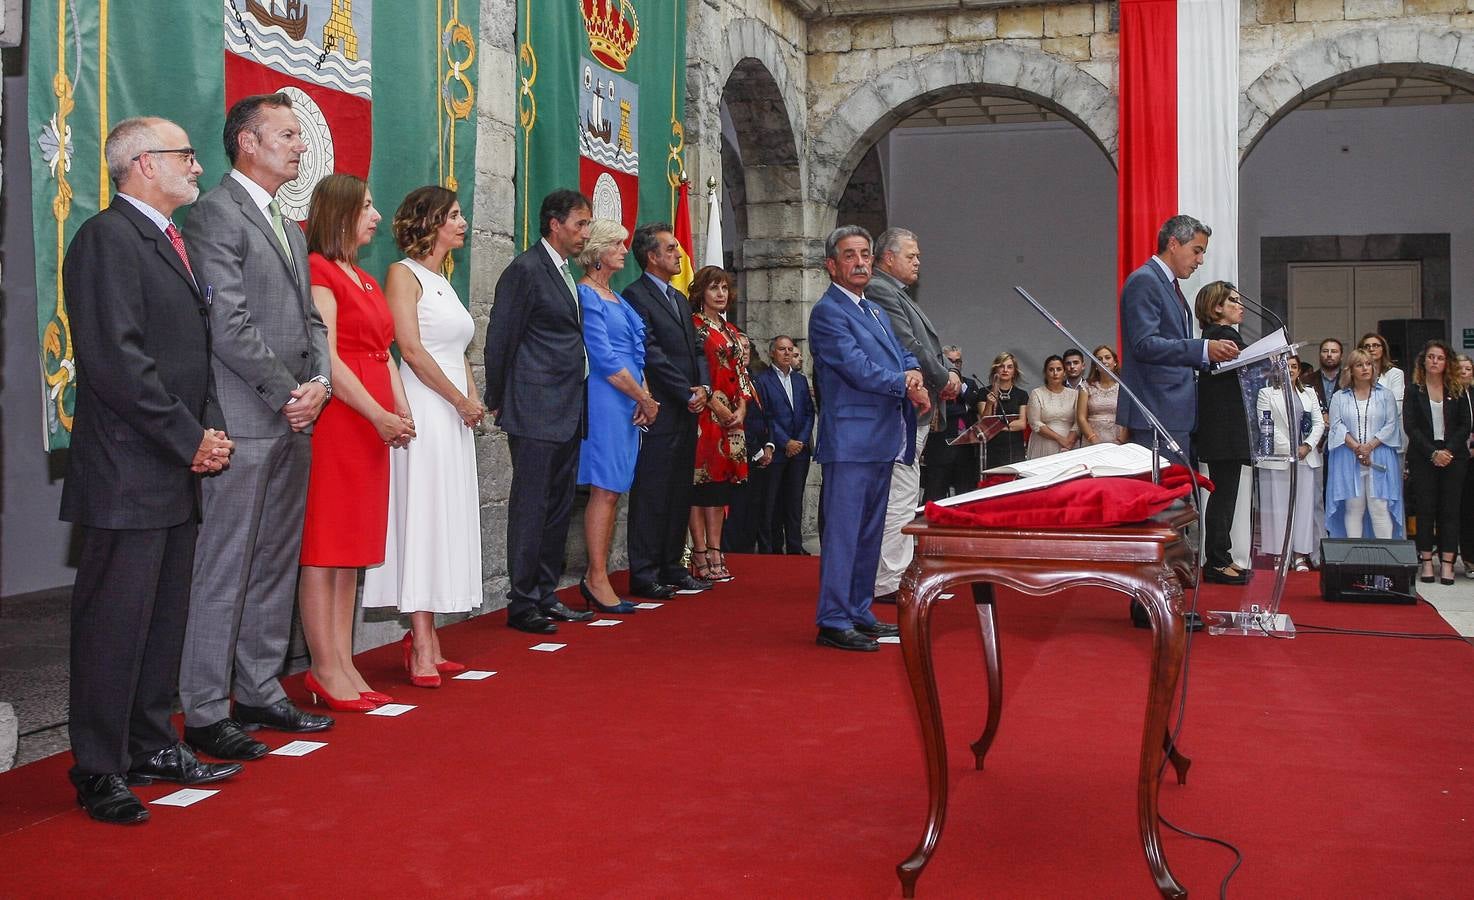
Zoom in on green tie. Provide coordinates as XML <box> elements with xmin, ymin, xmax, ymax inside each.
<box><xmin>559</xmin><ymin>261</ymin><xmax>578</xmax><ymax>304</ymax></box>
<box><xmin>267</xmin><ymin>199</ymin><xmax>293</xmax><ymax>260</ymax></box>
<box><xmin>559</xmin><ymin>260</ymin><xmax>588</xmax><ymax>377</ymax></box>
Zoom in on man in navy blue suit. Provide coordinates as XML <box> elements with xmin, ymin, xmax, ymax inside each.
<box><xmin>808</xmin><ymin>226</ymin><xmax>929</xmax><ymax>652</ymax></box>
<box><xmin>1116</xmin><ymin>214</ymin><xmax>1238</xmax><ymax>630</ymax></box>
<box><xmin>754</xmin><ymin>335</ymin><xmax>815</xmax><ymax>554</ymax></box>
<box><xmin>1115</xmin><ymin>214</ymin><xmax>1239</xmax><ymax>465</ymax></box>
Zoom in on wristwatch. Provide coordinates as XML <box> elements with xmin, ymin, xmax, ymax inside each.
<box><xmin>309</xmin><ymin>374</ymin><xmax>333</xmax><ymax>399</ymax></box>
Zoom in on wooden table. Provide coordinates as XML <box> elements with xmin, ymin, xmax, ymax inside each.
<box><xmin>895</xmin><ymin>505</ymin><xmax>1198</xmax><ymax>898</ymax></box>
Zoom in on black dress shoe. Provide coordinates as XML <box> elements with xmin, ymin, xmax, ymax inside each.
<box><xmin>872</xmin><ymin>590</ymin><xmax>900</xmax><ymax>605</ymax></box>
<box><xmin>668</xmin><ymin>573</ymin><xmax>712</xmax><ymax>594</ymax></box>
<box><xmin>816</xmin><ymin>627</ymin><xmax>880</xmax><ymax>652</ymax></box>
<box><xmin>184</xmin><ymin>719</ymin><xmax>269</xmax><ymax>761</ymax></box>
<box><xmin>126</xmin><ymin>743</ymin><xmax>242</xmax><ymax>786</ymax></box>
<box><xmin>234</xmin><ymin>698</ymin><xmax>334</xmax><ymax>733</ymax></box>
<box><xmin>855</xmin><ymin>621</ymin><xmax>900</xmax><ymax>638</ymax></box>
<box><xmin>507</xmin><ymin>607</ymin><xmax>559</xmax><ymax>634</ymax></box>
<box><xmin>1202</xmin><ymin>566</ymin><xmax>1249</xmax><ymax>585</ymax></box>
<box><xmin>543</xmin><ymin>600</ymin><xmax>594</xmax><ymax>623</ymax></box>
<box><xmin>629</xmin><ymin>581</ymin><xmax>676</xmax><ymax>600</ymax></box>
<box><xmin>72</xmin><ymin>773</ymin><xmax>149</xmax><ymax>825</ymax></box>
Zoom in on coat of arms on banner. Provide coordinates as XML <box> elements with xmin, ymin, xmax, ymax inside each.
<box><xmin>579</xmin><ymin>0</ymin><xmax>640</xmax><ymax>237</ymax></box>
<box><xmin>224</xmin><ymin>0</ymin><xmax>372</xmax><ymax>220</ymax></box>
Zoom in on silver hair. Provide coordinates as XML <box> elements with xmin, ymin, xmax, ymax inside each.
<box><xmin>824</xmin><ymin>225</ymin><xmax>872</xmax><ymax>261</ymax></box>
<box><xmin>1156</xmin><ymin>215</ymin><xmax>1211</xmax><ymax>253</ymax></box>
<box><xmin>875</xmin><ymin>227</ymin><xmax>917</xmax><ymax>259</ymax></box>
<box><xmin>575</xmin><ymin>218</ymin><xmax>630</xmax><ymax>269</ymax></box>
<box><xmin>105</xmin><ymin>117</ymin><xmax>166</xmax><ymax>186</ymax></box>
<box><xmin>942</xmin><ymin>345</ymin><xmax>961</xmax><ymax>356</ymax></box>
<box><xmin>769</xmin><ymin>334</ymin><xmax>796</xmax><ymax>354</ymax></box>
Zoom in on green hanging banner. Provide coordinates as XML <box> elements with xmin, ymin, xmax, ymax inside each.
<box><xmin>27</xmin><ymin>0</ymin><xmax>478</xmax><ymax>450</ymax></box>
<box><xmin>514</xmin><ymin>0</ymin><xmax>687</xmax><ymax>286</ymax></box>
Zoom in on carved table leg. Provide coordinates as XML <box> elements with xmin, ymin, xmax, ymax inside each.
<box><xmin>969</xmin><ymin>582</ymin><xmax>1002</xmax><ymax>771</ymax></box>
<box><xmin>897</xmin><ymin>569</ymin><xmax>947</xmax><ymax>898</ymax></box>
<box><xmin>1137</xmin><ymin>573</ymin><xmax>1189</xmax><ymax>899</ymax></box>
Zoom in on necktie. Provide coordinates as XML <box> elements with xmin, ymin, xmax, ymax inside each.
<box><xmin>267</xmin><ymin>199</ymin><xmax>293</xmax><ymax>260</ymax></box>
<box><xmin>559</xmin><ymin>260</ymin><xmax>588</xmax><ymax>377</ymax></box>
<box><xmin>666</xmin><ymin>284</ymin><xmax>684</xmax><ymax>319</ymax></box>
<box><xmin>1173</xmin><ymin>280</ymin><xmax>1189</xmax><ymax>324</ymax></box>
<box><xmin>165</xmin><ymin>223</ymin><xmax>193</xmax><ymax>277</ymax></box>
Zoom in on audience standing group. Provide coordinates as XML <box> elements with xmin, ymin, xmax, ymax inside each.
<box><xmin>60</xmin><ymin>95</ymin><xmax>488</xmax><ymax>823</ymax></box>
<box><xmin>54</xmin><ymin>96</ymin><xmax>1474</xmax><ymax>826</ymax></box>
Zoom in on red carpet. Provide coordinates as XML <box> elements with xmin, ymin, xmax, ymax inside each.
<box><xmin>3</xmin><ymin>556</ymin><xmax>1473</xmax><ymax>897</ymax></box>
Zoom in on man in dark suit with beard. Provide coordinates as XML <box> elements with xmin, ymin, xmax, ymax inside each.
<box><xmin>61</xmin><ymin>116</ymin><xmax>241</xmax><ymax>823</ymax></box>
<box><xmin>621</xmin><ymin>223</ymin><xmax>713</xmax><ymax>598</ymax></box>
<box><xmin>483</xmin><ymin>189</ymin><xmax>598</xmax><ymax>633</ymax></box>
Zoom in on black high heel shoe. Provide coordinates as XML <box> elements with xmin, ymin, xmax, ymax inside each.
<box><xmin>1418</xmin><ymin>553</ymin><xmax>1435</xmax><ymax>584</ymax></box>
<box><xmin>1440</xmin><ymin>554</ymin><xmax>1457</xmax><ymax>586</ymax></box>
<box><xmin>580</xmin><ymin>579</ymin><xmax>638</xmax><ymax>614</ymax></box>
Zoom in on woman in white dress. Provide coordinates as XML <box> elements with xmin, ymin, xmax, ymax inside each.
<box><xmin>1026</xmin><ymin>355</ymin><xmax>1079</xmax><ymax>459</ymax></box>
<box><xmin>363</xmin><ymin>187</ymin><xmax>484</xmax><ymax>689</ymax></box>
<box><xmin>1255</xmin><ymin>356</ymin><xmax>1325</xmax><ymax>571</ymax></box>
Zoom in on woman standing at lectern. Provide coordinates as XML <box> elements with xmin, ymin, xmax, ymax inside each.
<box><xmin>1191</xmin><ymin>281</ymin><xmax>1250</xmax><ymax>585</ymax></box>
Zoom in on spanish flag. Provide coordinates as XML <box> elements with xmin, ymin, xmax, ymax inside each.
<box><xmin>670</xmin><ymin>178</ymin><xmax>697</xmax><ymax>296</ymax></box>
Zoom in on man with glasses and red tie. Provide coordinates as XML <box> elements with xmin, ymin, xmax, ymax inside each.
<box><xmin>60</xmin><ymin>117</ymin><xmax>240</xmax><ymax>823</ymax></box>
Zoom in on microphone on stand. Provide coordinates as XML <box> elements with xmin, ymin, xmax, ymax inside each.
<box><xmin>1230</xmin><ymin>289</ymin><xmax>1289</xmax><ymax>336</ymax></box>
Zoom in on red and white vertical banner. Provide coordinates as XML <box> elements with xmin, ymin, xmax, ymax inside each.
<box><xmin>1118</xmin><ymin>0</ymin><xmax>1239</xmax><ymax>311</ymax></box>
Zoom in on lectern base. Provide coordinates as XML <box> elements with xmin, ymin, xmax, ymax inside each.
<box><xmin>1205</xmin><ymin>609</ymin><xmax>1296</xmax><ymax>638</ymax></box>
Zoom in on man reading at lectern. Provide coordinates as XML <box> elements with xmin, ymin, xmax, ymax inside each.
<box><xmin>1115</xmin><ymin>214</ymin><xmax>1240</xmax><ymax>465</ymax></box>
<box><xmin>1116</xmin><ymin>214</ymin><xmax>1239</xmax><ymax>630</ymax></box>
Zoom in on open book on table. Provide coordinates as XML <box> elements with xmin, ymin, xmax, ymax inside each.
<box><xmin>921</xmin><ymin>441</ymin><xmax>1159</xmax><ymax>511</ymax></box>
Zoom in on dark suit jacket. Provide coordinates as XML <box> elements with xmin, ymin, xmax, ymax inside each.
<box><xmin>622</xmin><ymin>272</ymin><xmax>709</xmax><ymax>436</ymax></box>
<box><xmin>483</xmin><ymin>240</ymin><xmax>588</xmax><ymax>442</ymax></box>
<box><xmin>1193</xmin><ymin>323</ymin><xmax>1250</xmax><ymax>461</ymax></box>
<box><xmin>60</xmin><ymin>199</ymin><xmax>215</xmax><ymax>530</ymax></box>
<box><xmin>744</xmin><ymin>387</ymin><xmax>772</xmax><ymax>459</ymax></box>
<box><xmin>864</xmin><ymin>268</ymin><xmax>952</xmax><ymax>405</ymax></box>
<box><xmin>1405</xmin><ymin>383</ymin><xmax>1473</xmax><ymax>460</ymax></box>
<box><xmin>184</xmin><ymin>173</ymin><xmax>327</xmax><ymax>438</ymax></box>
<box><xmin>808</xmin><ymin>284</ymin><xmax>919</xmax><ymax>465</ymax></box>
<box><xmin>755</xmin><ymin>365</ymin><xmax>814</xmax><ymax>450</ymax></box>
<box><xmin>1116</xmin><ymin>259</ymin><xmax>1206</xmax><ymax>434</ymax></box>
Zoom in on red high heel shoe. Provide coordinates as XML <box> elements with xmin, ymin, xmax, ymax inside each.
<box><xmin>435</xmin><ymin>659</ymin><xmax>467</xmax><ymax>675</ymax></box>
<box><xmin>401</xmin><ymin>633</ymin><xmax>442</xmax><ymax>689</ymax></box>
<box><xmin>360</xmin><ymin>689</ymin><xmax>394</xmax><ymax>705</ymax></box>
<box><xmin>303</xmin><ymin>671</ymin><xmax>376</xmax><ymax>712</ymax></box>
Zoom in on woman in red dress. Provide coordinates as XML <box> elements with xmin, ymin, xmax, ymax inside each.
<box><xmin>687</xmin><ymin>266</ymin><xmax>751</xmax><ymax>582</ymax></box>
<box><xmin>298</xmin><ymin>174</ymin><xmax>415</xmax><ymax>711</ymax></box>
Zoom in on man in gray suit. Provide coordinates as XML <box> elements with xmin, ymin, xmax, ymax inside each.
<box><xmin>179</xmin><ymin>93</ymin><xmax>334</xmax><ymax>760</ymax></box>
<box><xmin>865</xmin><ymin>227</ymin><xmax>960</xmax><ymax>603</ymax></box>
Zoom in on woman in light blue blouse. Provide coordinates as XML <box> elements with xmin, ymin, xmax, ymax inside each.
<box><xmin>1326</xmin><ymin>348</ymin><xmax>1403</xmax><ymax>539</ymax></box>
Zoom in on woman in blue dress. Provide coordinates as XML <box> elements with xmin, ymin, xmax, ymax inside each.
<box><xmin>1326</xmin><ymin>347</ymin><xmax>1404</xmax><ymax>539</ymax></box>
<box><xmin>576</xmin><ymin>219</ymin><xmax>658</xmax><ymax>613</ymax></box>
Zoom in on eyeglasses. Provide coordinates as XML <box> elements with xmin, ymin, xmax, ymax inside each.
<box><xmin>1359</xmin><ymin>342</ymin><xmax>1382</xmax><ymax>350</ymax></box>
<box><xmin>1224</xmin><ymin>297</ymin><xmax>1244</xmax><ymax>306</ymax></box>
<box><xmin>132</xmin><ymin>147</ymin><xmax>197</xmax><ymax>165</ymax></box>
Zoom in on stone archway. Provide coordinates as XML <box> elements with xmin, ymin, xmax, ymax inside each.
<box><xmin>1240</xmin><ymin>26</ymin><xmax>1474</xmax><ymax>158</ymax></box>
<box><xmin>808</xmin><ymin>43</ymin><xmax>1117</xmax><ymax>219</ymax></box>
<box><xmin>718</xmin><ymin>37</ymin><xmax>808</xmax><ymax>347</ymax></box>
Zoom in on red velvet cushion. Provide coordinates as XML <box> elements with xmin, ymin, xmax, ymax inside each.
<box><xmin>926</xmin><ymin>464</ymin><xmax>1212</xmax><ymax>529</ymax></box>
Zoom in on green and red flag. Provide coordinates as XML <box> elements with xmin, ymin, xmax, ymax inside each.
<box><xmin>515</xmin><ymin>0</ymin><xmax>687</xmax><ymax>289</ymax></box>
<box><xmin>28</xmin><ymin>0</ymin><xmax>478</xmax><ymax>450</ymax></box>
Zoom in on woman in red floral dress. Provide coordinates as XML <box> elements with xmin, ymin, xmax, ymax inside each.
<box><xmin>687</xmin><ymin>266</ymin><xmax>750</xmax><ymax>582</ymax></box>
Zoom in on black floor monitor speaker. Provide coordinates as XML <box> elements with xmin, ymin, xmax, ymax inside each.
<box><xmin>1319</xmin><ymin>538</ymin><xmax>1418</xmax><ymax>603</ymax></box>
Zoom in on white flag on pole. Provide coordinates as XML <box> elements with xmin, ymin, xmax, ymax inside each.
<box><xmin>702</xmin><ymin>179</ymin><xmax>723</xmax><ymax>269</ymax></box>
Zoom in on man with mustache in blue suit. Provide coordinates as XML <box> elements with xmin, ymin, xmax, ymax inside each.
<box><xmin>807</xmin><ymin>226</ymin><xmax>931</xmax><ymax>652</ymax></box>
